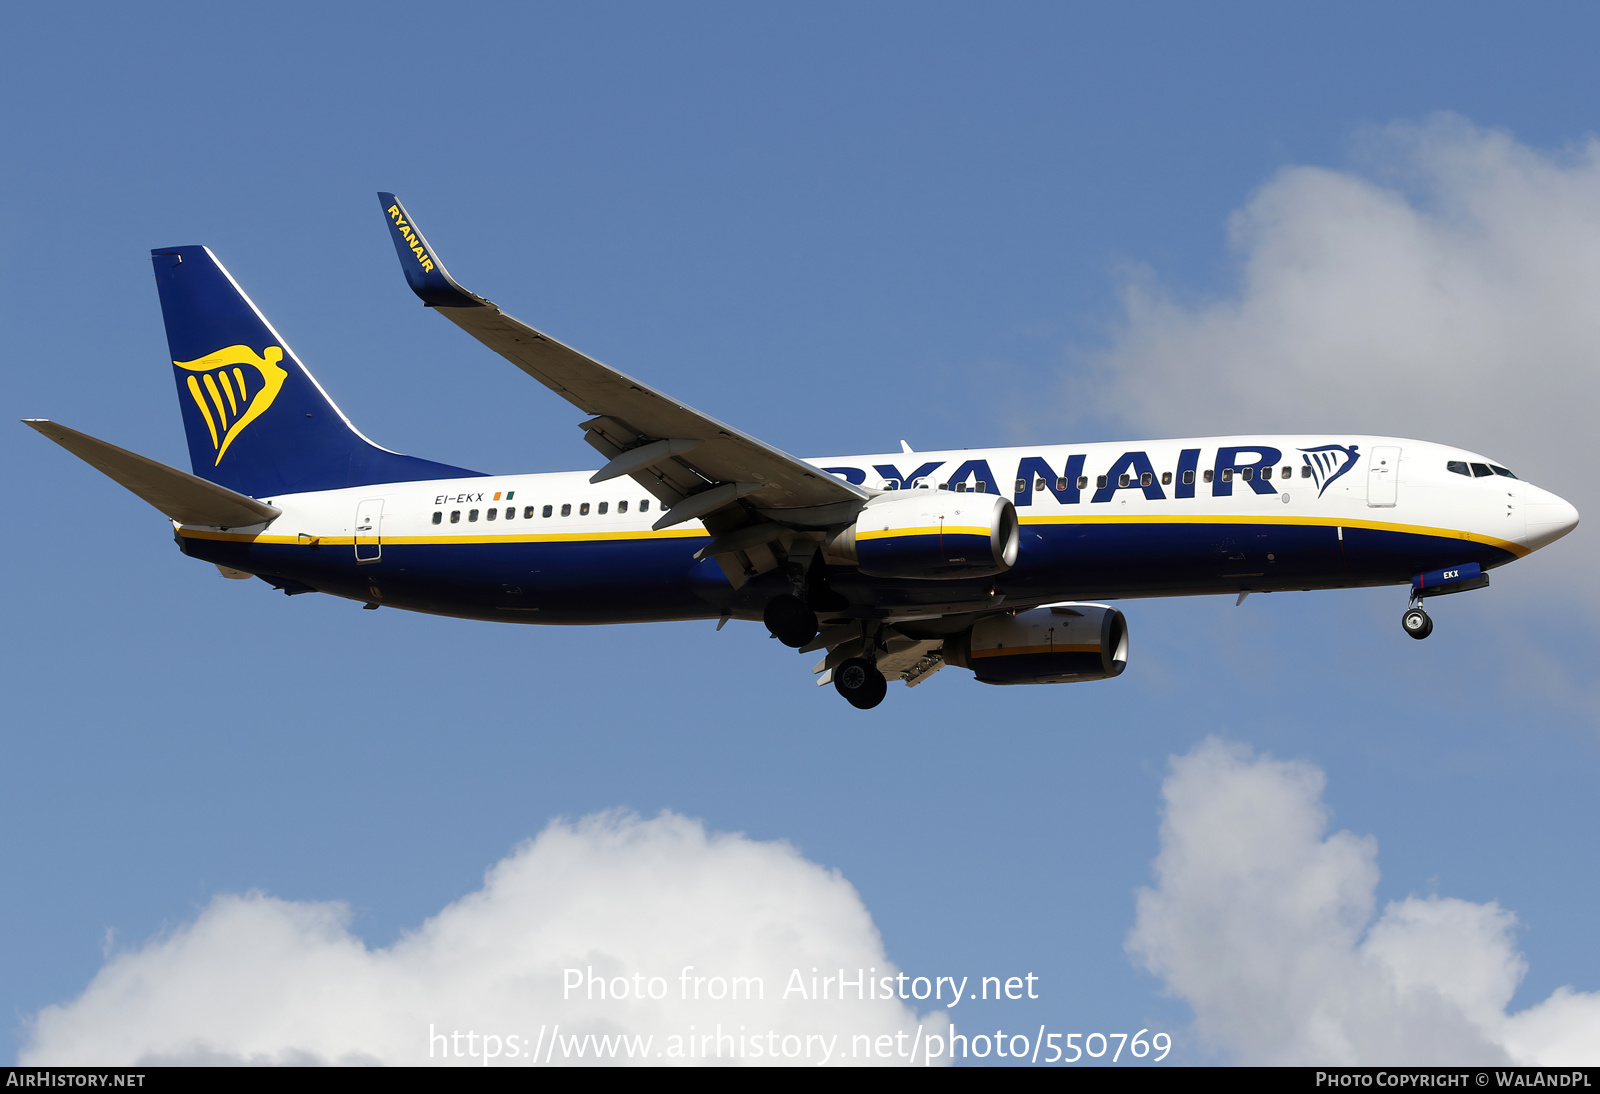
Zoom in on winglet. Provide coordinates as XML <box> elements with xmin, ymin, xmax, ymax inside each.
<box><xmin>376</xmin><ymin>193</ymin><xmax>487</xmax><ymax>309</ymax></box>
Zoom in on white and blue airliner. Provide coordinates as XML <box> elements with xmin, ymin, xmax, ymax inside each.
<box><xmin>25</xmin><ymin>194</ymin><xmax>1580</xmax><ymax>709</ymax></box>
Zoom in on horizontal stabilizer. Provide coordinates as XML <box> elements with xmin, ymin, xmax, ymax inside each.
<box><xmin>23</xmin><ymin>419</ymin><xmax>281</xmax><ymax>528</ymax></box>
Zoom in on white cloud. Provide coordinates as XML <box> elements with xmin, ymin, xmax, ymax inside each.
<box><xmin>1126</xmin><ymin>738</ymin><xmax>1600</xmax><ymax>1065</ymax></box>
<box><xmin>22</xmin><ymin>811</ymin><xmax>946</xmax><ymax>1067</ymax></box>
<box><xmin>1086</xmin><ymin>115</ymin><xmax>1598</xmax><ymax>592</ymax></box>
<box><xmin>1096</xmin><ymin>115</ymin><xmax>1600</xmax><ymax>468</ymax></box>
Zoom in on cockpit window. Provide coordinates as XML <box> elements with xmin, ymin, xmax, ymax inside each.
<box><xmin>1490</xmin><ymin>465</ymin><xmax>1517</xmax><ymax>479</ymax></box>
<box><xmin>1447</xmin><ymin>461</ymin><xmax>1470</xmax><ymax>476</ymax></box>
<box><xmin>1471</xmin><ymin>463</ymin><xmax>1493</xmax><ymax>478</ymax></box>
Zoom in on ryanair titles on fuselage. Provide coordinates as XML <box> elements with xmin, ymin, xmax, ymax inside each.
<box><xmin>817</xmin><ymin>441</ymin><xmax>1362</xmax><ymax>504</ymax></box>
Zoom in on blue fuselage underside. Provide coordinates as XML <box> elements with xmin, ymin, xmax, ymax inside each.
<box><xmin>182</xmin><ymin>520</ymin><xmax>1515</xmax><ymax>624</ymax></box>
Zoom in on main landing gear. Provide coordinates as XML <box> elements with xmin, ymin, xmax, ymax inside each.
<box><xmin>1401</xmin><ymin>604</ymin><xmax>1433</xmax><ymax>640</ymax></box>
<box><xmin>833</xmin><ymin>657</ymin><xmax>888</xmax><ymax>709</ymax></box>
<box><xmin>763</xmin><ymin>562</ymin><xmax>884</xmax><ymax>708</ymax></box>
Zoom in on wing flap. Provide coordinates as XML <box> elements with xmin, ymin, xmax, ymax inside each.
<box><xmin>434</xmin><ymin>303</ymin><xmax>860</xmax><ymax>512</ymax></box>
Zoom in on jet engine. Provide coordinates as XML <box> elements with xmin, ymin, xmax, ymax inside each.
<box><xmin>943</xmin><ymin>604</ymin><xmax>1128</xmax><ymax>685</ymax></box>
<box><xmin>823</xmin><ymin>490</ymin><xmax>1019</xmax><ymax>579</ymax></box>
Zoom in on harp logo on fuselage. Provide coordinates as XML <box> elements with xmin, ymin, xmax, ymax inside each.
<box><xmin>173</xmin><ymin>344</ymin><xmax>288</xmax><ymax>464</ymax></box>
<box><xmin>1299</xmin><ymin>444</ymin><xmax>1361</xmax><ymax>497</ymax></box>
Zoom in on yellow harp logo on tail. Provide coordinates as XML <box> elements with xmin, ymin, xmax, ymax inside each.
<box><xmin>173</xmin><ymin>345</ymin><xmax>288</xmax><ymax>464</ymax></box>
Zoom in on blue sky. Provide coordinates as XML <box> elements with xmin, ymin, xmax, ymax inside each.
<box><xmin>3</xmin><ymin>2</ymin><xmax>1597</xmax><ymax>1065</ymax></box>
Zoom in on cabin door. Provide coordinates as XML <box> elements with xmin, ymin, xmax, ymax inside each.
<box><xmin>1366</xmin><ymin>447</ymin><xmax>1400</xmax><ymax>508</ymax></box>
<box><xmin>354</xmin><ymin>499</ymin><xmax>384</xmax><ymax>563</ymax></box>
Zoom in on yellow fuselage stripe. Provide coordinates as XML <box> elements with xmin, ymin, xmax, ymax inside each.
<box><xmin>1016</xmin><ymin>512</ymin><xmax>1527</xmax><ymax>557</ymax></box>
<box><xmin>857</xmin><ymin>525</ymin><xmax>992</xmax><ymax>541</ymax></box>
<box><xmin>180</xmin><ymin>527</ymin><xmax>710</xmax><ymax>545</ymax></box>
<box><xmin>177</xmin><ymin>513</ymin><xmax>1525</xmax><ymax>556</ymax></box>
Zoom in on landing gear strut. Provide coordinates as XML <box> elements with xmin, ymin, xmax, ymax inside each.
<box><xmin>1401</xmin><ymin>604</ymin><xmax>1433</xmax><ymax>640</ymax></box>
<box><xmin>763</xmin><ymin>593</ymin><xmax>818</xmax><ymax>648</ymax></box>
<box><xmin>833</xmin><ymin>657</ymin><xmax>887</xmax><ymax>709</ymax></box>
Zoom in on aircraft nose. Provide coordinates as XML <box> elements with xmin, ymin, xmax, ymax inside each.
<box><xmin>1523</xmin><ymin>485</ymin><xmax>1580</xmax><ymax>551</ymax></box>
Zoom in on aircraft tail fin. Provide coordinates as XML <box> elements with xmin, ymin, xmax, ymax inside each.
<box><xmin>151</xmin><ymin>246</ymin><xmax>484</xmax><ymax>497</ymax></box>
<box><xmin>23</xmin><ymin>419</ymin><xmax>281</xmax><ymax>527</ymax></box>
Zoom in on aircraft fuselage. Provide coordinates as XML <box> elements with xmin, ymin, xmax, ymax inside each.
<box><xmin>178</xmin><ymin>434</ymin><xmax>1570</xmax><ymax>629</ymax></box>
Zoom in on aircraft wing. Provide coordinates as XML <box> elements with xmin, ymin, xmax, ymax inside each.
<box><xmin>803</xmin><ymin>621</ymin><xmax>947</xmax><ymax>689</ymax></box>
<box><xmin>377</xmin><ymin>194</ymin><xmax>869</xmax><ymax>536</ymax></box>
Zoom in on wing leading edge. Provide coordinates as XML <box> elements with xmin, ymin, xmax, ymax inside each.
<box><xmin>376</xmin><ymin>194</ymin><xmax>869</xmax><ymax>544</ymax></box>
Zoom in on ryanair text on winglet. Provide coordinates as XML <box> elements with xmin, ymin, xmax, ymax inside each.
<box><xmin>387</xmin><ymin>205</ymin><xmax>436</xmax><ymax>272</ymax></box>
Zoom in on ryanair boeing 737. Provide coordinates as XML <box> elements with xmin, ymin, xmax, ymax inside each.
<box><xmin>24</xmin><ymin>194</ymin><xmax>1580</xmax><ymax>709</ymax></box>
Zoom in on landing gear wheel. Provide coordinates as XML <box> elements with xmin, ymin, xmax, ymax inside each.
<box><xmin>763</xmin><ymin>593</ymin><xmax>818</xmax><ymax>648</ymax></box>
<box><xmin>1402</xmin><ymin>606</ymin><xmax>1433</xmax><ymax>640</ymax></box>
<box><xmin>833</xmin><ymin>657</ymin><xmax>887</xmax><ymax>709</ymax></box>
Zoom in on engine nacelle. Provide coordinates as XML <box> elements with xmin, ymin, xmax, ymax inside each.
<box><xmin>824</xmin><ymin>491</ymin><xmax>1019</xmax><ymax>579</ymax></box>
<box><xmin>944</xmin><ymin>604</ymin><xmax>1128</xmax><ymax>685</ymax></box>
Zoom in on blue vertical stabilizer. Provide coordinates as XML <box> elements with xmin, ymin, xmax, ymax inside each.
<box><xmin>152</xmin><ymin>246</ymin><xmax>484</xmax><ymax>497</ymax></box>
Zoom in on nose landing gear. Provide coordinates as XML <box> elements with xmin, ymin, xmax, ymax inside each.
<box><xmin>1401</xmin><ymin>604</ymin><xmax>1433</xmax><ymax>640</ymax></box>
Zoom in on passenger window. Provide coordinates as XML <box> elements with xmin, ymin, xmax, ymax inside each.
<box><xmin>486</xmin><ymin>507</ymin><xmax>497</xmax><ymax>520</ymax></box>
<box><xmin>640</xmin><ymin>500</ymin><xmax>650</xmax><ymax>512</ymax></box>
<box><xmin>1139</xmin><ymin>472</ymin><xmax>1153</xmax><ymax>487</ymax></box>
<box><xmin>1260</xmin><ymin>467</ymin><xmax>1271</xmax><ymax>480</ymax></box>
<box><xmin>618</xmin><ymin>500</ymin><xmax>628</xmax><ymax>513</ymax></box>
<box><xmin>432</xmin><ymin>511</ymin><xmax>442</xmax><ymax>525</ymax></box>
<box><xmin>938</xmin><ymin>482</ymin><xmax>949</xmax><ymax>490</ymax></box>
<box><xmin>1241</xmin><ymin>468</ymin><xmax>1253</xmax><ymax>481</ymax></box>
<box><xmin>1161</xmin><ymin>472</ymin><xmax>1172</xmax><ymax>485</ymax></box>
<box><xmin>1036</xmin><ymin>478</ymin><xmax>1047</xmax><ymax>492</ymax></box>
<box><xmin>975</xmin><ymin>481</ymin><xmax>987</xmax><ymax>492</ymax></box>
<box><xmin>1471</xmin><ymin>463</ymin><xmax>1493</xmax><ymax>478</ymax></box>
<box><xmin>580</xmin><ymin>502</ymin><xmax>590</xmax><ymax>515</ymax></box>
<box><xmin>1301</xmin><ymin>465</ymin><xmax>1312</xmax><ymax>478</ymax></box>
<box><xmin>1056</xmin><ymin>477</ymin><xmax>1067</xmax><ymax>491</ymax></box>
<box><xmin>1015</xmin><ymin>478</ymin><xmax>1026</xmax><ymax>493</ymax></box>
<box><xmin>1221</xmin><ymin>469</ymin><xmax>1232</xmax><ymax>482</ymax></box>
<box><xmin>954</xmin><ymin>482</ymin><xmax>967</xmax><ymax>493</ymax></box>
<box><xmin>1077</xmin><ymin>476</ymin><xmax>1088</xmax><ymax>489</ymax></box>
<box><xmin>598</xmin><ymin>501</ymin><xmax>608</xmax><ymax>514</ymax></box>
<box><xmin>505</xmin><ymin>507</ymin><xmax>515</xmax><ymax>519</ymax></box>
<box><xmin>1119</xmin><ymin>474</ymin><xmax>1130</xmax><ymax>487</ymax></box>
<box><xmin>561</xmin><ymin>504</ymin><xmax>571</xmax><ymax>516</ymax></box>
<box><xmin>1203</xmin><ymin>470</ymin><xmax>1214</xmax><ymax>483</ymax></box>
<box><xmin>1490</xmin><ymin>465</ymin><xmax>1516</xmax><ymax>479</ymax></box>
<box><xmin>1182</xmin><ymin>470</ymin><xmax>1194</xmax><ymax>485</ymax></box>
<box><xmin>542</xmin><ymin>505</ymin><xmax>553</xmax><ymax>517</ymax></box>
<box><xmin>1096</xmin><ymin>475</ymin><xmax>1108</xmax><ymax>489</ymax></box>
<box><xmin>1282</xmin><ymin>466</ymin><xmax>1292</xmax><ymax>479</ymax></box>
<box><xmin>450</xmin><ymin>510</ymin><xmax>461</xmax><ymax>523</ymax></box>
<box><xmin>469</xmin><ymin>509</ymin><xmax>479</xmax><ymax>522</ymax></box>
<box><xmin>524</xmin><ymin>506</ymin><xmax>536</xmax><ymax>519</ymax></box>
